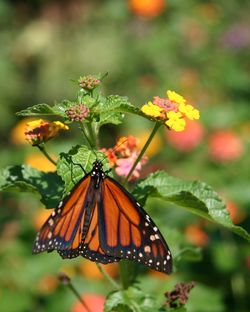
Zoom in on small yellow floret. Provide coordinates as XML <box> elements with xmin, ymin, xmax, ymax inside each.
<box><xmin>141</xmin><ymin>101</ymin><xmax>162</xmax><ymax>118</ymax></box>
<box><xmin>26</xmin><ymin>119</ymin><xmax>44</xmax><ymax>128</ymax></box>
<box><xmin>179</xmin><ymin>103</ymin><xmax>200</xmax><ymax>120</ymax></box>
<box><xmin>166</xmin><ymin>111</ymin><xmax>186</xmax><ymax>132</ymax></box>
<box><xmin>53</xmin><ymin>121</ymin><xmax>69</xmax><ymax>130</ymax></box>
<box><xmin>167</xmin><ymin>90</ymin><xmax>186</xmax><ymax>105</ymax></box>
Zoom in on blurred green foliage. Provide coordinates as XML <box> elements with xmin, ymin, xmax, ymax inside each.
<box><xmin>0</xmin><ymin>0</ymin><xmax>250</xmax><ymax>311</ymax></box>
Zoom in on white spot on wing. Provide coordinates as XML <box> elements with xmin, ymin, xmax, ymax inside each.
<box><xmin>144</xmin><ymin>246</ymin><xmax>151</xmax><ymax>253</ymax></box>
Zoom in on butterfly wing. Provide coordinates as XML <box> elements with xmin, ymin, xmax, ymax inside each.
<box><xmin>58</xmin><ymin>198</ymin><xmax>120</xmax><ymax>264</ymax></box>
<box><xmin>98</xmin><ymin>176</ymin><xmax>172</xmax><ymax>274</ymax></box>
<box><xmin>33</xmin><ymin>175</ymin><xmax>92</xmax><ymax>256</ymax></box>
<box><xmin>33</xmin><ymin>161</ymin><xmax>172</xmax><ymax>272</ymax></box>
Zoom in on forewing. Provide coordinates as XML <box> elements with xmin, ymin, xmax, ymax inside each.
<box><xmin>33</xmin><ymin>175</ymin><xmax>91</xmax><ymax>256</ymax></box>
<box><xmin>99</xmin><ymin>177</ymin><xmax>172</xmax><ymax>274</ymax></box>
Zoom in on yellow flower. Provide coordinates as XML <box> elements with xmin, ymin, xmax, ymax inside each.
<box><xmin>167</xmin><ymin>90</ymin><xmax>186</xmax><ymax>105</ymax></box>
<box><xmin>141</xmin><ymin>101</ymin><xmax>162</xmax><ymax>118</ymax></box>
<box><xmin>179</xmin><ymin>103</ymin><xmax>200</xmax><ymax>120</ymax></box>
<box><xmin>25</xmin><ymin>119</ymin><xmax>69</xmax><ymax>145</ymax></box>
<box><xmin>52</xmin><ymin>121</ymin><xmax>69</xmax><ymax>130</ymax></box>
<box><xmin>49</xmin><ymin>121</ymin><xmax>69</xmax><ymax>137</ymax></box>
<box><xmin>166</xmin><ymin>111</ymin><xmax>186</xmax><ymax>132</ymax></box>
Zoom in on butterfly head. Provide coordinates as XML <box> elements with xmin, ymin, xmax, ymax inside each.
<box><xmin>92</xmin><ymin>160</ymin><xmax>103</xmax><ymax>171</ymax></box>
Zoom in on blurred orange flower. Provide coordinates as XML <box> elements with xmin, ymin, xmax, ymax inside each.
<box><xmin>37</xmin><ymin>274</ymin><xmax>58</xmax><ymax>294</ymax></box>
<box><xmin>166</xmin><ymin>119</ymin><xmax>205</xmax><ymax>152</ymax></box>
<box><xmin>71</xmin><ymin>293</ymin><xmax>105</xmax><ymax>312</ymax></box>
<box><xmin>60</xmin><ymin>265</ymin><xmax>77</xmax><ymax>279</ymax></box>
<box><xmin>128</xmin><ymin>0</ymin><xmax>165</xmax><ymax>18</ymax></box>
<box><xmin>32</xmin><ymin>207</ymin><xmax>52</xmax><ymax>230</ymax></box>
<box><xmin>79</xmin><ymin>261</ymin><xmax>118</xmax><ymax>280</ymax></box>
<box><xmin>185</xmin><ymin>224</ymin><xmax>209</xmax><ymax>247</ymax></box>
<box><xmin>25</xmin><ymin>152</ymin><xmax>56</xmax><ymax>172</ymax></box>
<box><xmin>226</xmin><ymin>200</ymin><xmax>246</xmax><ymax>224</ymax></box>
<box><xmin>25</xmin><ymin>119</ymin><xmax>69</xmax><ymax>146</ymax></box>
<box><xmin>10</xmin><ymin>118</ymin><xmax>35</xmax><ymax>145</ymax></box>
<box><xmin>209</xmin><ymin>130</ymin><xmax>244</xmax><ymax>162</ymax></box>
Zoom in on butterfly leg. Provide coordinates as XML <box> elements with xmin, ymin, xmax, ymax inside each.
<box><xmin>105</xmin><ymin>168</ymin><xmax>112</xmax><ymax>174</ymax></box>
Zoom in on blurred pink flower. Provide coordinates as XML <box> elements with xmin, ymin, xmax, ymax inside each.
<box><xmin>221</xmin><ymin>24</ymin><xmax>250</xmax><ymax>50</ymax></box>
<box><xmin>209</xmin><ymin>130</ymin><xmax>244</xmax><ymax>162</ymax></box>
<box><xmin>115</xmin><ymin>153</ymin><xmax>146</xmax><ymax>181</ymax></box>
<box><xmin>101</xmin><ymin>135</ymin><xmax>147</xmax><ymax>181</ymax></box>
<box><xmin>166</xmin><ymin>119</ymin><xmax>205</xmax><ymax>152</ymax></box>
<box><xmin>71</xmin><ymin>293</ymin><xmax>105</xmax><ymax>312</ymax></box>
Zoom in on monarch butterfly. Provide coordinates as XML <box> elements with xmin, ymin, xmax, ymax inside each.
<box><xmin>33</xmin><ymin>160</ymin><xmax>172</xmax><ymax>274</ymax></box>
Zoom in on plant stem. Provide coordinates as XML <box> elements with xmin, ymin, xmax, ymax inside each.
<box><xmin>67</xmin><ymin>282</ymin><xmax>92</xmax><ymax>312</ymax></box>
<box><xmin>37</xmin><ymin>144</ymin><xmax>57</xmax><ymax>166</ymax></box>
<box><xmin>119</xmin><ymin>261</ymin><xmax>130</xmax><ymax>289</ymax></box>
<box><xmin>95</xmin><ymin>263</ymin><xmax>120</xmax><ymax>290</ymax></box>
<box><xmin>86</xmin><ymin>122</ymin><xmax>97</xmax><ymax>148</ymax></box>
<box><xmin>78</xmin><ymin>122</ymin><xmax>95</xmax><ymax>149</ymax></box>
<box><xmin>124</xmin><ymin>122</ymin><xmax>161</xmax><ymax>184</ymax></box>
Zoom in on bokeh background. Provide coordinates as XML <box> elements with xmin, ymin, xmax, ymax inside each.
<box><xmin>0</xmin><ymin>0</ymin><xmax>250</xmax><ymax>311</ymax></box>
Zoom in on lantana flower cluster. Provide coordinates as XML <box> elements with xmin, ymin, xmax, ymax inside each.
<box><xmin>141</xmin><ymin>90</ymin><xmax>200</xmax><ymax>132</ymax></box>
<box><xmin>65</xmin><ymin>104</ymin><xmax>90</xmax><ymax>121</ymax></box>
<box><xmin>25</xmin><ymin>119</ymin><xmax>69</xmax><ymax>146</ymax></box>
<box><xmin>101</xmin><ymin>135</ymin><xmax>147</xmax><ymax>181</ymax></box>
<box><xmin>78</xmin><ymin>75</ymin><xmax>101</xmax><ymax>91</ymax></box>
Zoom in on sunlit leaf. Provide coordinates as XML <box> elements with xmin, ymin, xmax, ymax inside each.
<box><xmin>0</xmin><ymin>165</ymin><xmax>63</xmax><ymax>207</ymax></box>
<box><xmin>105</xmin><ymin>286</ymin><xmax>160</xmax><ymax>312</ymax></box>
<box><xmin>57</xmin><ymin>144</ymin><xmax>109</xmax><ymax>195</ymax></box>
<box><xmin>133</xmin><ymin>171</ymin><xmax>250</xmax><ymax>242</ymax></box>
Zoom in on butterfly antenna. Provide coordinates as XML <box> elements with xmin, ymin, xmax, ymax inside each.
<box><xmin>92</xmin><ymin>148</ymin><xmax>99</xmax><ymax>162</ymax></box>
<box><xmin>99</xmin><ymin>137</ymin><xmax>128</xmax><ymax>163</ymax></box>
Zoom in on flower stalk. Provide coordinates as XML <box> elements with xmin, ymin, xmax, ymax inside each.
<box><xmin>78</xmin><ymin>122</ymin><xmax>96</xmax><ymax>149</ymax></box>
<box><xmin>95</xmin><ymin>263</ymin><xmax>120</xmax><ymax>290</ymax></box>
<box><xmin>37</xmin><ymin>144</ymin><xmax>57</xmax><ymax>166</ymax></box>
<box><xmin>124</xmin><ymin>122</ymin><xmax>161</xmax><ymax>184</ymax></box>
<box><xmin>58</xmin><ymin>272</ymin><xmax>92</xmax><ymax>312</ymax></box>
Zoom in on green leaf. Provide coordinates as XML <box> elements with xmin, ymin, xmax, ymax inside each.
<box><xmin>105</xmin><ymin>286</ymin><xmax>160</xmax><ymax>312</ymax></box>
<box><xmin>16</xmin><ymin>101</ymin><xmax>71</xmax><ymax>117</ymax></box>
<box><xmin>0</xmin><ymin>165</ymin><xmax>63</xmax><ymax>207</ymax></box>
<box><xmin>57</xmin><ymin>144</ymin><xmax>109</xmax><ymax>195</ymax></box>
<box><xmin>102</xmin><ymin>95</ymin><xmax>132</xmax><ymax>111</ymax></box>
<box><xmin>133</xmin><ymin>171</ymin><xmax>250</xmax><ymax>242</ymax></box>
<box><xmin>97</xmin><ymin>95</ymin><xmax>131</xmax><ymax>126</ymax></box>
<box><xmin>99</xmin><ymin>111</ymin><xmax>124</xmax><ymax>126</ymax></box>
<box><xmin>175</xmin><ymin>247</ymin><xmax>202</xmax><ymax>263</ymax></box>
<box><xmin>186</xmin><ymin>284</ymin><xmax>224</xmax><ymax>312</ymax></box>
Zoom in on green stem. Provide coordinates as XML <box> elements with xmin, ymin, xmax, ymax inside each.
<box><xmin>67</xmin><ymin>282</ymin><xmax>92</xmax><ymax>312</ymax></box>
<box><xmin>37</xmin><ymin>144</ymin><xmax>57</xmax><ymax>166</ymax></box>
<box><xmin>119</xmin><ymin>123</ymin><xmax>161</xmax><ymax>288</ymax></box>
<box><xmin>119</xmin><ymin>261</ymin><xmax>130</xmax><ymax>289</ymax></box>
<box><xmin>86</xmin><ymin>122</ymin><xmax>97</xmax><ymax>148</ymax></box>
<box><xmin>95</xmin><ymin>263</ymin><xmax>120</xmax><ymax>290</ymax></box>
<box><xmin>124</xmin><ymin>122</ymin><xmax>161</xmax><ymax>184</ymax></box>
<box><xmin>78</xmin><ymin>122</ymin><xmax>94</xmax><ymax>149</ymax></box>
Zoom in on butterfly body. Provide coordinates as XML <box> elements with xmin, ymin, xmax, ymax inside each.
<box><xmin>33</xmin><ymin>160</ymin><xmax>172</xmax><ymax>274</ymax></box>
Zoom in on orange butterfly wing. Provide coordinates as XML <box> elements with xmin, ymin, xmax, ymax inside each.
<box><xmin>33</xmin><ymin>160</ymin><xmax>172</xmax><ymax>273</ymax></box>
<box><xmin>33</xmin><ymin>175</ymin><xmax>91</xmax><ymax>256</ymax></box>
<box><xmin>98</xmin><ymin>177</ymin><xmax>172</xmax><ymax>274</ymax></box>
